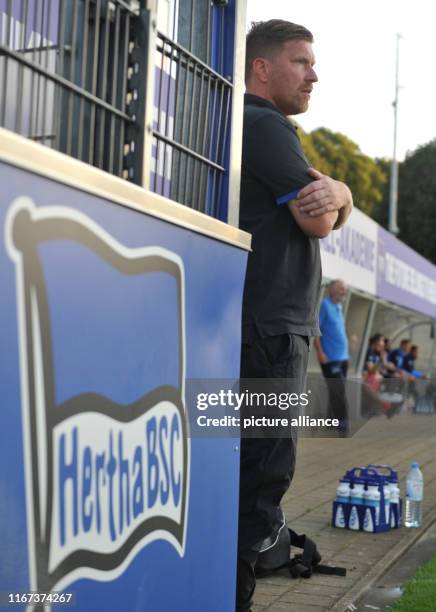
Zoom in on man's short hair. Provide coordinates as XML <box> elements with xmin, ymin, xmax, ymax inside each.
<box><xmin>371</xmin><ymin>333</ymin><xmax>384</xmax><ymax>345</ymax></box>
<box><xmin>245</xmin><ymin>19</ymin><xmax>314</xmax><ymax>82</ymax></box>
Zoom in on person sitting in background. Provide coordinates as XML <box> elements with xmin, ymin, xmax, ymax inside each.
<box><xmin>403</xmin><ymin>345</ymin><xmax>428</xmax><ymax>380</ymax></box>
<box><xmin>364</xmin><ymin>333</ymin><xmax>385</xmax><ymax>390</ymax></box>
<box><xmin>389</xmin><ymin>339</ymin><xmax>412</xmax><ymax>376</ymax></box>
<box><xmin>380</xmin><ymin>337</ymin><xmax>397</xmax><ymax>378</ymax></box>
<box><xmin>361</xmin><ymin>334</ymin><xmax>386</xmax><ymax>416</ymax></box>
<box><xmin>363</xmin><ymin>334</ymin><xmax>403</xmax><ymax>418</ymax></box>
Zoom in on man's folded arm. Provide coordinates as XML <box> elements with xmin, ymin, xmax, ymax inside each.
<box><xmin>287</xmin><ymin>198</ymin><xmax>338</xmax><ymax>238</ymax></box>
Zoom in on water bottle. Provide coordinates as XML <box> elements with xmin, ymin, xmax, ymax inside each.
<box><xmin>382</xmin><ymin>481</ymin><xmax>391</xmax><ymax>525</ymax></box>
<box><xmin>363</xmin><ymin>481</ymin><xmax>381</xmax><ymax>532</ymax></box>
<box><xmin>389</xmin><ymin>480</ymin><xmax>401</xmax><ymax>528</ymax></box>
<box><xmin>334</xmin><ymin>479</ymin><xmax>351</xmax><ymax>528</ymax></box>
<box><xmin>404</xmin><ymin>463</ymin><xmax>424</xmax><ymax>528</ymax></box>
<box><xmin>349</xmin><ymin>479</ymin><xmax>365</xmax><ymax>530</ymax></box>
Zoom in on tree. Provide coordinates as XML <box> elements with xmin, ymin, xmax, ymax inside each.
<box><xmin>372</xmin><ymin>157</ymin><xmax>390</xmax><ymax>228</ymax></box>
<box><xmin>299</xmin><ymin>127</ymin><xmax>388</xmax><ymax>217</ymax></box>
<box><xmin>395</xmin><ymin>139</ymin><xmax>436</xmax><ymax>264</ymax></box>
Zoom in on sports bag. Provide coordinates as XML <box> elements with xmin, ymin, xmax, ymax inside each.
<box><xmin>254</xmin><ymin>517</ymin><xmax>346</xmax><ymax>579</ymax></box>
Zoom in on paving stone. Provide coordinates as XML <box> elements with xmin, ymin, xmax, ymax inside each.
<box><xmin>255</xmin><ymin>584</ymin><xmax>289</xmax><ymax>597</ymax></box>
<box><xmin>268</xmin><ymin>603</ymin><xmax>327</xmax><ymax>612</ymax></box>
<box><xmin>292</xmin><ymin>583</ymin><xmax>345</xmax><ymax>596</ymax></box>
<box><xmin>277</xmin><ymin>591</ymin><xmax>335</xmax><ymax>606</ymax></box>
<box><xmin>252</xmin><ymin>593</ymin><xmax>282</xmax><ymax>606</ymax></box>
<box><xmin>252</xmin><ymin>433</ymin><xmax>436</xmax><ymax>610</ymax></box>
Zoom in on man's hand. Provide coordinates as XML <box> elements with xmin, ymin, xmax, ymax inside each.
<box><xmin>318</xmin><ymin>351</ymin><xmax>328</xmax><ymax>365</ymax></box>
<box><xmin>295</xmin><ymin>168</ymin><xmax>353</xmax><ymax>229</ymax></box>
<box><xmin>313</xmin><ymin>337</ymin><xmax>328</xmax><ymax>365</ymax></box>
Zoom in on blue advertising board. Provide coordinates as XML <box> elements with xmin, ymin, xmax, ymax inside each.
<box><xmin>0</xmin><ymin>159</ymin><xmax>248</xmax><ymax>611</ymax></box>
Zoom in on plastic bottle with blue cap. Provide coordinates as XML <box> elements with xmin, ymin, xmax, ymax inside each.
<box><xmin>404</xmin><ymin>462</ymin><xmax>423</xmax><ymax>528</ymax></box>
<box><xmin>334</xmin><ymin>478</ymin><xmax>351</xmax><ymax>528</ymax></box>
<box><xmin>349</xmin><ymin>475</ymin><xmax>365</xmax><ymax>530</ymax></box>
<box><xmin>363</xmin><ymin>479</ymin><xmax>381</xmax><ymax>532</ymax></box>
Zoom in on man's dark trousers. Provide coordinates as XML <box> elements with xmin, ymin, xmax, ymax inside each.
<box><xmin>236</xmin><ymin>333</ymin><xmax>309</xmax><ymax>612</ymax></box>
<box><xmin>320</xmin><ymin>360</ymin><xmax>348</xmax><ymax>432</ymax></box>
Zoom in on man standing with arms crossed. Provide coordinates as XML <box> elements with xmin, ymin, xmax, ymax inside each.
<box><xmin>237</xmin><ymin>20</ymin><xmax>353</xmax><ymax>611</ymax></box>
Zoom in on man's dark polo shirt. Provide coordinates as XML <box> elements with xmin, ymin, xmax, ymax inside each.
<box><xmin>239</xmin><ymin>94</ymin><xmax>322</xmax><ymax>343</ymax></box>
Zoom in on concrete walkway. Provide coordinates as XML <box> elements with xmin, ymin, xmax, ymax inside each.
<box><xmin>252</xmin><ymin>413</ymin><xmax>436</xmax><ymax>611</ymax></box>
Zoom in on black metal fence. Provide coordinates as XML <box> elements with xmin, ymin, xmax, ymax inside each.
<box><xmin>0</xmin><ymin>0</ymin><xmax>234</xmax><ymax>219</ymax></box>
<box><xmin>0</xmin><ymin>0</ymin><xmax>143</xmax><ymax>179</ymax></box>
<box><xmin>153</xmin><ymin>31</ymin><xmax>231</xmax><ymax>218</ymax></box>
<box><xmin>151</xmin><ymin>0</ymin><xmax>232</xmax><ymax>217</ymax></box>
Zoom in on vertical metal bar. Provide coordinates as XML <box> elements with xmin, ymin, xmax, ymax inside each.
<box><xmin>28</xmin><ymin>0</ymin><xmax>39</xmax><ymax>136</ymax></box>
<box><xmin>220</xmin><ymin>84</ymin><xmax>230</xmax><ymax>165</ymax></box>
<box><xmin>40</xmin><ymin>0</ymin><xmax>53</xmax><ymax>145</ymax></box>
<box><xmin>175</xmin><ymin>53</ymin><xmax>190</xmax><ymax>200</ymax></box>
<box><xmin>209</xmin><ymin>166</ymin><xmax>217</xmax><ymax>217</ymax></box>
<box><xmin>164</xmin><ymin>141</ymin><xmax>169</xmax><ymax>196</ymax></box>
<box><xmin>206</xmin><ymin>0</ymin><xmax>211</xmax><ymax>65</ymax></box>
<box><xmin>156</xmin><ymin>35</ymin><xmax>165</xmax><ymax>134</ymax></box>
<box><xmin>34</xmin><ymin>0</ymin><xmax>46</xmax><ymax>140</ymax></box>
<box><xmin>15</xmin><ymin>0</ymin><xmax>29</xmax><ymax>134</ymax></box>
<box><xmin>207</xmin><ymin>75</ymin><xmax>218</xmax><ymax>159</ymax></box>
<box><xmin>184</xmin><ymin>60</ymin><xmax>198</xmax><ymax>204</ymax></box>
<box><xmin>89</xmin><ymin>0</ymin><xmax>102</xmax><ymax>164</ymax></box>
<box><xmin>183</xmin><ymin>45</ymin><xmax>199</xmax><ymax>206</ymax></box>
<box><xmin>205</xmin><ymin>75</ymin><xmax>219</xmax><ymax>211</ymax></box>
<box><xmin>54</xmin><ymin>0</ymin><xmax>65</xmax><ymax>150</ymax></box>
<box><xmin>169</xmin><ymin>45</ymin><xmax>181</xmax><ymax>199</ymax></box>
<box><xmin>220</xmin><ymin>7</ymin><xmax>224</xmax><ymax>75</ymax></box>
<box><xmin>198</xmin><ymin>70</ymin><xmax>212</xmax><ymax>212</ymax></box>
<box><xmin>117</xmin><ymin>9</ymin><xmax>129</xmax><ymax>176</ymax></box>
<box><xmin>58</xmin><ymin>0</ymin><xmax>66</xmax><ymax>76</ymax></box>
<box><xmin>180</xmin><ymin>54</ymin><xmax>190</xmax><ymax>147</ymax></box>
<box><xmin>189</xmin><ymin>0</ymin><xmax>195</xmax><ymax>53</ymax></box>
<box><xmin>209</xmin><ymin>79</ymin><xmax>224</xmax><ymax>215</ymax></box>
<box><xmin>136</xmin><ymin>2</ymin><xmax>157</xmax><ymax>188</ymax></box>
<box><xmin>96</xmin><ymin>0</ymin><xmax>111</xmax><ymax>169</ymax></box>
<box><xmin>190</xmin><ymin>66</ymin><xmax>205</xmax><ymax>209</ymax></box>
<box><xmin>152</xmin><ymin>138</ymin><xmax>158</xmax><ymax>192</ymax></box>
<box><xmin>152</xmin><ymin>35</ymin><xmax>162</xmax><ymax>191</ymax></box>
<box><xmin>108</xmin><ymin>2</ymin><xmax>121</xmax><ymax>173</ymax></box>
<box><xmin>172</xmin><ymin>0</ymin><xmax>177</xmax><ymax>41</ymax></box>
<box><xmin>161</xmin><ymin>42</ymin><xmax>174</xmax><ymax>196</ymax></box>
<box><xmin>78</xmin><ymin>0</ymin><xmax>90</xmax><ymax>161</ymax></box>
<box><xmin>227</xmin><ymin>0</ymin><xmax>246</xmax><ymax>227</ymax></box>
<box><xmin>213</xmin><ymin>78</ymin><xmax>224</xmax><ymax>163</ymax></box>
<box><xmin>215</xmin><ymin>85</ymin><xmax>230</xmax><ymax>218</ymax></box>
<box><xmin>0</xmin><ymin>1</ymin><xmax>12</xmax><ymax>126</ymax></box>
<box><xmin>187</xmin><ymin>62</ymin><xmax>197</xmax><ymax>151</ymax></box>
<box><xmin>66</xmin><ymin>0</ymin><xmax>79</xmax><ymax>155</ymax></box>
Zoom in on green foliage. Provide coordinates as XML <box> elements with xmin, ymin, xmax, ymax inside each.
<box><xmin>396</xmin><ymin>140</ymin><xmax>436</xmax><ymax>264</ymax></box>
<box><xmin>372</xmin><ymin>140</ymin><xmax>436</xmax><ymax>264</ymax></box>
<box><xmin>300</xmin><ymin>127</ymin><xmax>388</xmax><ymax>217</ymax></box>
<box><xmin>372</xmin><ymin>157</ymin><xmax>391</xmax><ymax>228</ymax></box>
<box><xmin>298</xmin><ymin>125</ymin><xmax>436</xmax><ymax>264</ymax></box>
<box><xmin>391</xmin><ymin>553</ymin><xmax>436</xmax><ymax>611</ymax></box>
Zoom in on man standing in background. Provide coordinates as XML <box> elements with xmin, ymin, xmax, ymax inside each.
<box><xmin>238</xmin><ymin>20</ymin><xmax>353</xmax><ymax>612</ymax></box>
<box><xmin>314</xmin><ymin>279</ymin><xmax>350</xmax><ymax>435</ymax></box>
